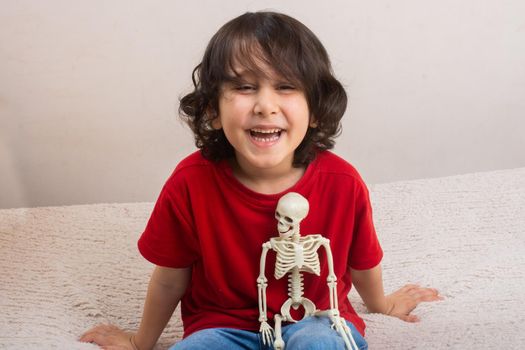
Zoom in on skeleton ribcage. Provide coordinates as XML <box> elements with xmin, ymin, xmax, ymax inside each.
<box><xmin>271</xmin><ymin>235</ymin><xmax>323</xmax><ymax>280</ymax></box>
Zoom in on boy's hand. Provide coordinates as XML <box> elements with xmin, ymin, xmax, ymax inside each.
<box><xmin>385</xmin><ymin>284</ymin><xmax>443</xmax><ymax>322</ymax></box>
<box><xmin>79</xmin><ymin>324</ymin><xmax>135</xmax><ymax>349</ymax></box>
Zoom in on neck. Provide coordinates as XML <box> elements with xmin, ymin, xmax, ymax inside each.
<box><xmin>229</xmin><ymin>158</ymin><xmax>305</xmax><ymax>195</ymax></box>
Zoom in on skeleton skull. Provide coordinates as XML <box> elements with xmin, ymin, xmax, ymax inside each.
<box><xmin>275</xmin><ymin>192</ymin><xmax>309</xmax><ymax>238</ymax></box>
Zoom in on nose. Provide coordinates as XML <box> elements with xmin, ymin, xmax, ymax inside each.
<box><xmin>253</xmin><ymin>86</ymin><xmax>279</xmax><ymax>117</ymax></box>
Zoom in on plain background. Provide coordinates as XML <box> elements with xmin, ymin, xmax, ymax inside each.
<box><xmin>1</xmin><ymin>0</ymin><xmax>524</xmax><ymax>209</ymax></box>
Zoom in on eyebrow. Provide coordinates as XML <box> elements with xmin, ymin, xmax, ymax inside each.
<box><xmin>226</xmin><ymin>66</ymin><xmax>255</xmax><ymax>78</ymax></box>
<box><xmin>222</xmin><ymin>70</ymin><xmax>257</xmax><ymax>87</ymax></box>
<box><xmin>228</xmin><ymin>66</ymin><xmax>294</xmax><ymax>82</ymax></box>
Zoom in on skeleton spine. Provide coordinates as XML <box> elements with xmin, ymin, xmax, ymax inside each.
<box><xmin>288</xmin><ymin>268</ymin><xmax>304</xmax><ymax>303</ymax></box>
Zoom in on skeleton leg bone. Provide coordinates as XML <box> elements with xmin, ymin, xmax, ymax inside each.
<box><xmin>273</xmin><ymin>314</ymin><xmax>285</xmax><ymax>350</ymax></box>
<box><xmin>314</xmin><ymin>310</ymin><xmax>359</xmax><ymax>350</ymax></box>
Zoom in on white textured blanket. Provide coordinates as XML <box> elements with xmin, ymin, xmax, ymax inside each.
<box><xmin>1</xmin><ymin>168</ymin><xmax>524</xmax><ymax>349</ymax></box>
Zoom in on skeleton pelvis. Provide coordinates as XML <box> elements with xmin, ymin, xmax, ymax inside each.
<box><xmin>280</xmin><ymin>297</ymin><xmax>316</xmax><ymax>322</ymax></box>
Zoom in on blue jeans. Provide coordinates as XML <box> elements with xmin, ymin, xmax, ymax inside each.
<box><xmin>169</xmin><ymin>316</ymin><xmax>368</xmax><ymax>350</ymax></box>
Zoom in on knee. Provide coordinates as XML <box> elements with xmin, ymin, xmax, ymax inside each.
<box><xmin>168</xmin><ymin>329</ymin><xmax>220</xmax><ymax>350</ymax></box>
<box><xmin>286</xmin><ymin>333</ymin><xmax>344</xmax><ymax>350</ymax></box>
<box><xmin>284</xmin><ymin>317</ymin><xmax>368</xmax><ymax>350</ymax></box>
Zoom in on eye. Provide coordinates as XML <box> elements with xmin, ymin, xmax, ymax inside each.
<box><xmin>284</xmin><ymin>216</ymin><xmax>293</xmax><ymax>223</ymax></box>
<box><xmin>277</xmin><ymin>83</ymin><xmax>296</xmax><ymax>91</ymax></box>
<box><xmin>235</xmin><ymin>84</ymin><xmax>256</xmax><ymax>92</ymax></box>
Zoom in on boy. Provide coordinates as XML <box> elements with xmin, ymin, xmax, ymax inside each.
<box><xmin>81</xmin><ymin>11</ymin><xmax>441</xmax><ymax>350</ymax></box>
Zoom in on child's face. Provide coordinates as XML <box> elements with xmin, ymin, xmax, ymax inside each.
<box><xmin>213</xmin><ymin>64</ymin><xmax>311</xmax><ymax>176</ymax></box>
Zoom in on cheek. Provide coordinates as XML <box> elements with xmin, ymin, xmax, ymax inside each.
<box><xmin>219</xmin><ymin>99</ymin><xmax>252</xmax><ymax>126</ymax></box>
<box><xmin>289</xmin><ymin>110</ymin><xmax>311</xmax><ymax>136</ymax></box>
<box><xmin>286</xmin><ymin>98</ymin><xmax>310</xmax><ymax>124</ymax></box>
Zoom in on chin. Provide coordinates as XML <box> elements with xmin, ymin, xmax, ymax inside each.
<box><xmin>248</xmin><ymin>154</ymin><xmax>290</xmax><ymax>169</ymax></box>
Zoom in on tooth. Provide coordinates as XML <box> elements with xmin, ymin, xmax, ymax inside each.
<box><xmin>251</xmin><ymin>128</ymin><xmax>281</xmax><ymax>133</ymax></box>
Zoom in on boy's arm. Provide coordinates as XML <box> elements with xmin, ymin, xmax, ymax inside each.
<box><xmin>134</xmin><ymin>265</ymin><xmax>191</xmax><ymax>349</ymax></box>
<box><xmin>80</xmin><ymin>265</ymin><xmax>191</xmax><ymax>350</ymax></box>
<box><xmin>350</xmin><ymin>264</ymin><xmax>442</xmax><ymax>322</ymax></box>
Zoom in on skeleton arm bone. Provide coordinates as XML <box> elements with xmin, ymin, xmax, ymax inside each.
<box><xmin>257</xmin><ymin>241</ymin><xmax>275</xmax><ymax>345</ymax></box>
<box><xmin>320</xmin><ymin>238</ymin><xmax>339</xmax><ymax>311</ymax></box>
<box><xmin>257</xmin><ymin>241</ymin><xmax>272</xmax><ymax>322</ymax></box>
<box><xmin>316</xmin><ymin>239</ymin><xmax>360</xmax><ymax>350</ymax></box>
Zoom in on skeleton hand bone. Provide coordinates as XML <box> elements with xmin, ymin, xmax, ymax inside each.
<box><xmin>330</xmin><ymin>314</ymin><xmax>359</xmax><ymax>350</ymax></box>
<box><xmin>314</xmin><ymin>309</ymin><xmax>359</xmax><ymax>350</ymax></box>
<box><xmin>259</xmin><ymin>321</ymin><xmax>275</xmax><ymax>346</ymax></box>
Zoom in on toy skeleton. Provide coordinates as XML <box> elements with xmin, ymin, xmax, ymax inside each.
<box><xmin>257</xmin><ymin>192</ymin><xmax>359</xmax><ymax>350</ymax></box>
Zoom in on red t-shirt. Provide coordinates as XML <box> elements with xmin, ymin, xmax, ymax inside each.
<box><xmin>138</xmin><ymin>150</ymin><xmax>382</xmax><ymax>337</ymax></box>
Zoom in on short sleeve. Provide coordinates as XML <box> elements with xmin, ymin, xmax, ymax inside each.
<box><xmin>138</xmin><ymin>175</ymin><xmax>200</xmax><ymax>268</ymax></box>
<box><xmin>348</xmin><ymin>180</ymin><xmax>383</xmax><ymax>270</ymax></box>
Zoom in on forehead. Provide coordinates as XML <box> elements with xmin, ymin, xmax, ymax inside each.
<box><xmin>228</xmin><ymin>60</ymin><xmax>283</xmax><ymax>81</ymax></box>
<box><xmin>223</xmin><ymin>39</ymin><xmax>301</xmax><ymax>84</ymax></box>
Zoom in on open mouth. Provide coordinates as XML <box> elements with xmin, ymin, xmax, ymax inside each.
<box><xmin>249</xmin><ymin>128</ymin><xmax>282</xmax><ymax>143</ymax></box>
<box><xmin>278</xmin><ymin>226</ymin><xmax>292</xmax><ymax>234</ymax></box>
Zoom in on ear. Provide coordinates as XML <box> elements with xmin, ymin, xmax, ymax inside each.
<box><xmin>206</xmin><ymin>107</ymin><xmax>222</xmax><ymax>130</ymax></box>
<box><xmin>211</xmin><ymin>116</ymin><xmax>222</xmax><ymax>130</ymax></box>
<box><xmin>309</xmin><ymin>117</ymin><xmax>318</xmax><ymax>128</ymax></box>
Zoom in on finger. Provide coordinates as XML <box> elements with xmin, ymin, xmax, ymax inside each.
<box><xmin>420</xmin><ymin>292</ymin><xmax>444</xmax><ymax>302</ymax></box>
<box><xmin>413</xmin><ymin>288</ymin><xmax>444</xmax><ymax>302</ymax></box>
<box><xmin>427</xmin><ymin>288</ymin><xmax>444</xmax><ymax>300</ymax></box>
<box><xmin>400</xmin><ymin>284</ymin><xmax>420</xmax><ymax>293</ymax></box>
<box><xmin>418</xmin><ymin>287</ymin><xmax>439</xmax><ymax>295</ymax></box>
<box><xmin>264</xmin><ymin>331</ymin><xmax>272</xmax><ymax>345</ymax></box>
<box><xmin>80</xmin><ymin>324</ymin><xmax>115</xmax><ymax>340</ymax></box>
<box><xmin>80</xmin><ymin>331</ymin><xmax>107</xmax><ymax>345</ymax></box>
<box><xmin>80</xmin><ymin>328</ymin><xmax>108</xmax><ymax>343</ymax></box>
<box><xmin>80</xmin><ymin>328</ymin><xmax>103</xmax><ymax>343</ymax></box>
<box><xmin>80</xmin><ymin>325</ymin><xmax>101</xmax><ymax>341</ymax></box>
<box><xmin>398</xmin><ymin>313</ymin><xmax>420</xmax><ymax>323</ymax></box>
<box><xmin>81</xmin><ymin>328</ymin><xmax>121</xmax><ymax>346</ymax></box>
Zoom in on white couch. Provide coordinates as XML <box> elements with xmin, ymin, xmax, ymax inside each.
<box><xmin>1</xmin><ymin>167</ymin><xmax>524</xmax><ymax>349</ymax></box>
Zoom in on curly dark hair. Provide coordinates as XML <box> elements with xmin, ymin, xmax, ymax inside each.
<box><xmin>179</xmin><ymin>11</ymin><xmax>347</xmax><ymax>167</ymax></box>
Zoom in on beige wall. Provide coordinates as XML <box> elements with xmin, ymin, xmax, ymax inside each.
<box><xmin>1</xmin><ymin>0</ymin><xmax>524</xmax><ymax>209</ymax></box>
